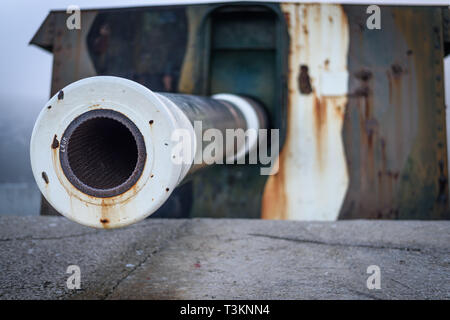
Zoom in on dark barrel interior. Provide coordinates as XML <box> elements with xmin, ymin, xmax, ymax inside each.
<box><xmin>60</xmin><ymin>109</ymin><xmax>146</xmax><ymax>198</ymax></box>
<box><xmin>68</xmin><ymin>117</ymin><xmax>138</xmax><ymax>189</ymax></box>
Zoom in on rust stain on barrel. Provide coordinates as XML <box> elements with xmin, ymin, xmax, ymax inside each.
<box><xmin>41</xmin><ymin>171</ymin><xmax>49</xmax><ymax>184</ymax></box>
<box><xmin>100</xmin><ymin>200</ymin><xmax>110</xmax><ymax>228</ymax></box>
<box><xmin>51</xmin><ymin>135</ymin><xmax>59</xmax><ymax>149</ymax></box>
<box><xmin>100</xmin><ymin>218</ymin><xmax>109</xmax><ymax>224</ymax></box>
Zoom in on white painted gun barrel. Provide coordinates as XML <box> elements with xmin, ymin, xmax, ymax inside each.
<box><xmin>30</xmin><ymin>76</ymin><xmax>266</xmax><ymax>228</ymax></box>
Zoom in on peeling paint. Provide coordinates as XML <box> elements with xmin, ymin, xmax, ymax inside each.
<box><xmin>262</xmin><ymin>3</ymin><xmax>350</xmax><ymax>221</ymax></box>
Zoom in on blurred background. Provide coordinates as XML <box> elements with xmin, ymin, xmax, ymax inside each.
<box><xmin>0</xmin><ymin>0</ymin><xmax>449</xmax><ymax>216</ymax></box>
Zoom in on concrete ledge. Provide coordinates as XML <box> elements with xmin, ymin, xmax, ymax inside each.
<box><xmin>0</xmin><ymin>216</ymin><xmax>448</xmax><ymax>299</ymax></box>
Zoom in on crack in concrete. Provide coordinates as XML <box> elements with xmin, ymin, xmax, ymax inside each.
<box><xmin>101</xmin><ymin>220</ymin><xmax>192</xmax><ymax>300</ymax></box>
<box><xmin>389</xmin><ymin>278</ymin><xmax>424</xmax><ymax>297</ymax></box>
<box><xmin>249</xmin><ymin>233</ymin><xmax>422</xmax><ymax>252</ymax></box>
<box><xmin>344</xmin><ymin>287</ymin><xmax>384</xmax><ymax>300</ymax></box>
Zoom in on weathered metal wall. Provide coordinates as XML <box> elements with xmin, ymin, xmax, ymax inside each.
<box><xmin>340</xmin><ymin>6</ymin><xmax>449</xmax><ymax>219</ymax></box>
<box><xmin>30</xmin><ymin>3</ymin><xmax>450</xmax><ymax>220</ymax></box>
<box><xmin>263</xmin><ymin>4</ymin><xmax>450</xmax><ymax>220</ymax></box>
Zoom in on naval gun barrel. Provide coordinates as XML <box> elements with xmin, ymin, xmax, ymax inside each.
<box><xmin>30</xmin><ymin>76</ymin><xmax>266</xmax><ymax>228</ymax></box>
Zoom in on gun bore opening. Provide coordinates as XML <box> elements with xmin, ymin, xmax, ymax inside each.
<box><xmin>59</xmin><ymin>109</ymin><xmax>146</xmax><ymax>198</ymax></box>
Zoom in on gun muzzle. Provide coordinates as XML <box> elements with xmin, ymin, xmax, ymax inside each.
<box><xmin>30</xmin><ymin>76</ymin><xmax>266</xmax><ymax>228</ymax></box>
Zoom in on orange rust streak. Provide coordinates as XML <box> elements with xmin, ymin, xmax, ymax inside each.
<box><xmin>261</xmin><ymin>154</ymin><xmax>287</xmax><ymax>220</ymax></box>
<box><xmin>313</xmin><ymin>95</ymin><xmax>327</xmax><ymax>171</ymax></box>
<box><xmin>100</xmin><ymin>199</ymin><xmax>110</xmax><ymax>229</ymax></box>
<box><xmin>262</xmin><ymin>4</ymin><xmax>295</xmax><ymax>220</ymax></box>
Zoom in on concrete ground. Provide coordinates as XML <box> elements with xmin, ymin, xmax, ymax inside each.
<box><xmin>0</xmin><ymin>216</ymin><xmax>448</xmax><ymax>300</ymax></box>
